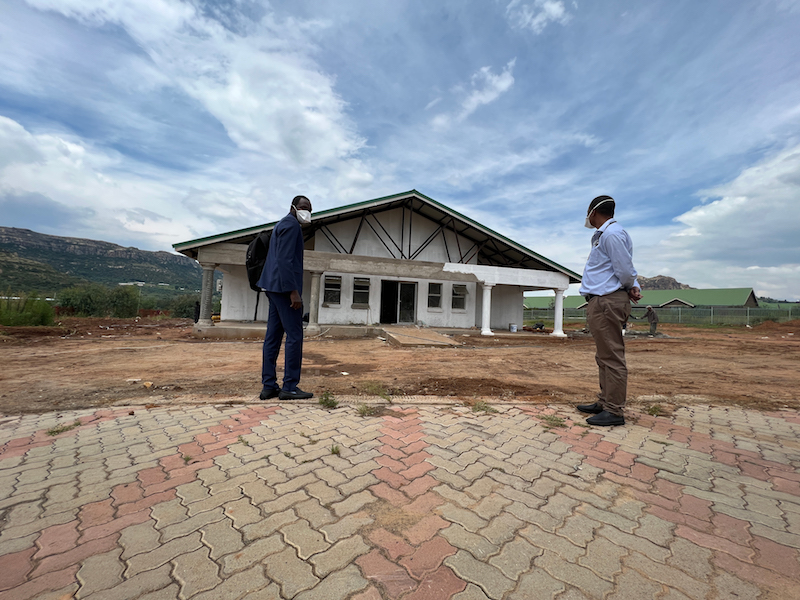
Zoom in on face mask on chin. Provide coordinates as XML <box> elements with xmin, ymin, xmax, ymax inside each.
<box><xmin>295</xmin><ymin>209</ymin><xmax>312</xmax><ymax>224</ymax></box>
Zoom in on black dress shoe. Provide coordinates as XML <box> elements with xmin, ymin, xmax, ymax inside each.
<box><xmin>586</xmin><ymin>411</ymin><xmax>625</xmax><ymax>426</ymax></box>
<box><xmin>576</xmin><ymin>402</ymin><xmax>603</xmax><ymax>414</ymax></box>
<box><xmin>260</xmin><ymin>386</ymin><xmax>280</xmax><ymax>400</ymax></box>
<box><xmin>279</xmin><ymin>388</ymin><xmax>314</xmax><ymax>400</ymax></box>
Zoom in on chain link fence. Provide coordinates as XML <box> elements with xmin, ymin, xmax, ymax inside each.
<box><xmin>524</xmin><ymin>306</ymin><xmax>798</xmax><ymax>327</ymax></box>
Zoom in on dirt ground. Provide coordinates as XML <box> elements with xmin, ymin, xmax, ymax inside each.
<box><xmin>1</xmin><ymin>317</ymin><xmax>798</xmax><ymax>415</ymax></box>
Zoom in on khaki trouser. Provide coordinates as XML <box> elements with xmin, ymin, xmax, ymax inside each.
<box><xmin>586</xmin><ymin>290</ymin><xmax>631</xmax><ymax>416</ymax></box>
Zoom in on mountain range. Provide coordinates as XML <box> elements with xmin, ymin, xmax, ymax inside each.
<box><xmin>0</xmin><ymin>227</ymin><xmax>202</xmax><ymax>296</ymax></box>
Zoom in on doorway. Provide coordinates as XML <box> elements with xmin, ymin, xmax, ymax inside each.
<box><xmin>379</xmin><ymin>281</ymin><xmax>416</xmax><ymax>324</ymax></box>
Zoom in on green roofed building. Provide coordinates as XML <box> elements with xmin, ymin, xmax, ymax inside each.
<box><xmin>175</xmin><ymin>190</ymin><xmax>581</xmax><ymax>338</ymax></box>
<box><xmin>525</xmin><ymin>287</ymin><xmax>759</xmax><ymax>310</ymax></box>
<box><xmin>635</xmin><ymin>288</ymin><xmax>759</xmax><ymax>308</ymax></box>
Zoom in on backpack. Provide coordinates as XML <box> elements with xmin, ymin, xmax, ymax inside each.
<box><xmin>245</xmin><ymin>230</ymin><xmax>272</xmax><ymax>292</ymax></box>
<box><xmin>245</xmin><ymin>230</ymin><xmax>272</xmax><ymax>320</ymax></box>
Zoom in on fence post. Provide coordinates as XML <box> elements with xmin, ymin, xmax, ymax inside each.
<box><xmin>747</xmin><ymin>307</ymin><xmax>750</xmax><ymax>327</ymax></box>
<box><xmin>711</xmin><ymin>307</ymin><xmax>714</xmax><ymax>325</ymax></box>
<box><xmin>678</xmin><ymin>307</ymin><xmax>681</xmax><ymax>324</ymax></box>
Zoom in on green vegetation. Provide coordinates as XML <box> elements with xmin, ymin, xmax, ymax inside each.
<box><xmin>0</xmin><ymin>292</ymin><xmax>55</xmax><ymax>326</ymax></box>
<box><xmin>540</xmin><ymin>414</ymin><xmax>566</xmax><ymax>429</ymax></box>
<box><xmin>170</xmin><ymin>294</ymin><xmax>201</xmax><ymax>318</ymax></box>
<box><xmin>359</xmin><ymin>381</ymin><xmax>392</xmax><ymax>400</ymax></box>
<box><xmin>319</xmin><ymin>391</ymin><xmax>338</xmax><ymax>409</ymax></box>
<box><xmin>646</xmin><ymin>405</ymin><xmax>663</xmax><ymax>416</ymax></box>
<box><xmin>237</xmin><ymin>435</ymin><xmax>250</xmax><ymax>447</ymax></box>
<box><xmin>46</xmin><ymin>420</ymin><xmax>82</xmax><ymax>436</ymax></box>
<box><xmin>330</xmin><ymin>445</ymin><xmax>340</xmax><ymax>455</ymax></box>
<box><xmin>58</xmin><ymin>284</ymin><xmax>140</xmax><ymax>317</ymax></box>
<box><xmin>471</xmin><ymin>401</ymin><xmax>498</xmax><ymax>414</ymax></box>
<box><xmin>356</xmin><ymin>404</ymin><xmax>377</xmax><ymax>417</ymax></box>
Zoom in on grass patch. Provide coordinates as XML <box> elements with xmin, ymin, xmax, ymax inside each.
<box><xmin>46</xmin><ymin>420</ymin><xmax>81</xmax><ymax>436</ymax></box>
<box><xmin>319</xmin><ymin>390</ymin><xmax>338</xmax><ymax>409</ymax></box>
<box><xmin>182</xmin><ymin>455</ymin><xmax>192</xmax><ymax>464</ymax></box>
<box><xmin>540</xmin><ymin>414</ymin><xmax>566</xmax><ymax>429</ymax></box>
<box><xmin>471</xmin><ymin>401</ymin><xmax>498</xmax><ymax>414</ymax></box>
<box><xmin>646</xmin><ymin>404</ymin><xmax>663</xmax><ymax>416</ymax></box>
<box><xmin>359</xmin><ymin>381</ymin><xmax>392</xmax><ymax>401</ymax></box>
<box><xmin>356</xmin><ymin>404</ymin><xmax>377</xmax><ymax>417</ymax></box>
<box><xmin>283</xmin><ymin>451</ymin><xmax>292</xmax><ymax>458</ymax></box>
<box><xmin>237</xmin><ymin>435</ymin><xmax>250</xmax><ymax>447</ymax></box>
<box><xmin>330</xmin><ymin>445</ymin><xmax>340</xmax><ymax>455</ymax></box>
<box><xmin>0</xmin><ymin>292</ymin><xmax>55</xmax><ymax>326</ymax></box>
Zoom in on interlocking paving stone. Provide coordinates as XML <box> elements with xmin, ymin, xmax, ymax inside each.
<box><xmin>3</xmin><ymin>402</ymin><xmax>800</xmax><ymax>599</ymax></box>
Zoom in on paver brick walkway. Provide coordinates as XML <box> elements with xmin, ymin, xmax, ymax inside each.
<box><xmin>1</xmin><ymin>401</ymin><xmax>799</xmax><ymax>599</ymax></box>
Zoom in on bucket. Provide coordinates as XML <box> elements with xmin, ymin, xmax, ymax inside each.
<box><xmin>509</xmin><ymin>323</ymin><xmax>518</xmax><ymax>333</ymax></box>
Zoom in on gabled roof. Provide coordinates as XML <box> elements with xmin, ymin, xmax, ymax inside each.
<box><xmin>636</xmin><ymin>288</ymin><xmax>759</xmax><ymax>308</ymax></box>
<box><xmin>174</xmin><ymin>190</ymin><xmax>581</xmax><ymax>283</ymax></box>
<box><xmin>524</xmin><ymin>288</ymin><xmax>760</xmax><ymax>309</ymax></box>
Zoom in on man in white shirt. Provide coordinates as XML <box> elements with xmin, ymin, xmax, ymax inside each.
<box><xmin>577</xmin><ymin>195</ymin><xmax>642</xmax><ymax>426</ymax></box>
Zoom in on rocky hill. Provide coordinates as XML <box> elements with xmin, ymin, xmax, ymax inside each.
<box><xmin>0</xmin><ymin>227</ymin><xmax>202</xmax><ymax>295</ymax></box>
<box><xmin>638</xmin><ymin>275</ymin><xmax>693</xmax><ymax>290</ymax></box>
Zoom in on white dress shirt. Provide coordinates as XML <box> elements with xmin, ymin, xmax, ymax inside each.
<box><xmin>579</xmin><ymin>220</ymin><xmax>640</xmax><ymax>297</ymax></box>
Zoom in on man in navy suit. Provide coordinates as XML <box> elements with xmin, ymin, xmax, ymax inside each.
<box><xmin>258</xmin><ymin>195</ymin><xmax>314</xmax><ymax>400</ymax></box>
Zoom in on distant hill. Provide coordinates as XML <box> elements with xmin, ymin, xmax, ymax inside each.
<box><xmin>638</xmin><ymin>275</ymin><xmax>693</xmax><ymax>290</ymax></box>
<box><xmin>0</xmin><ymin>227</ymin><xmax>203</xmax><ymax>296</ymax></box>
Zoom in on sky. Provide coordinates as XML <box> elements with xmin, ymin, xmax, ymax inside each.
<box><xmin>1</xmin><ymin>0</ymin><xmax>799</xmax><ymax>300</ymax></box>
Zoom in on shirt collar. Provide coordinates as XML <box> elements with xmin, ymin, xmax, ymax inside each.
<box><xmin>597</xmin><ymin>219</ymin><xmax>616</xmax><ymax>233</ymax></box>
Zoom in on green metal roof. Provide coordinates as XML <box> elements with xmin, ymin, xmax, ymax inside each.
<box><xmin>524</xmin><ymin>288</ymin><xmax>760</xmax><ymax>309</ymax></box>
<box><xmin>173</xmin><ymin>190</ymin><xmax>581</xmax><ymax>282</ymax></box>
<box><xmin>634</xmin><ymin>288</ymin><xmax>758</xmax><ymax>308</ymax></box>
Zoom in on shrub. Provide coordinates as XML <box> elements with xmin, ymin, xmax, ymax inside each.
<box><xmin>110</xmin><ymin>286</ymin><xmax>139</xmax><ymax>318</ymax></box>
<box><xmin>171</xmin><ymin>294</ymin><xmax>201</xmax><ymax>318</ymax></box>
<box><xmin>0</xmin><ymin>293</ymin><xmax>55</xmax><ymax>326</ymax></box>
<box><xmin>57</xmin><ymin>284</ymin><xmax>111</xmax><ymax>316</ymax></box>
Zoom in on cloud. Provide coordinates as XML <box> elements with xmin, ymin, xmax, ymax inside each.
<box><xmin>0</xmin><ymin>190</ymin><xmax>95</xmax><ymax>232</ymax></box>
<box><xmin>627</xmin><ymin>144</ymin><xmax>800</xmax><ymax>299</ymax></box>
<box><xmin>25</xmin><ymin>0</ymin><xmax>371</xmax><ymax>180</ymax></box>
<box><xmin>432</xmin><ymin>59</ymin><xmax>517</xmax><ymax>129</ymax></box>
<box><xmin>505</xmin><ymin>0</ymin><xmax>572</xmax><ymax>34</ymax></box>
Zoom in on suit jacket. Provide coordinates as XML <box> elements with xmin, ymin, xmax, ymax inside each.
<box><xmin>257</xmin><ymin>213</ymin><xmax>304</xmax><ymax>294</ymax></box>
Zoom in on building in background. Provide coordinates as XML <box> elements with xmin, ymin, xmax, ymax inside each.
<box><xmin>174</xmin><ymin>190</ymin><xmax>580</xmax><ymax>337</ymax></box>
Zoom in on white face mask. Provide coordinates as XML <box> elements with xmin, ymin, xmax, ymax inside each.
<box><xmin>295</xmin><ymin>209</ymin><xmax>312</xmax><ymax>224</ymax></box>
<box><xmin>584</xmin><ymin>198</ymin><xmax>613</xmax><ymax>229</ymax></box>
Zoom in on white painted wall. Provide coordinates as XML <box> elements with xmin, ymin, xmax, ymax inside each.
<box><xmin>490</xmin><ymin>285</ymin><xmax>524</xmax><ymax>331</ymax></box>
<box><xmin>317</xmin><ymin>272</ymin><xmax>477</xmax><ymax>327</ymax></box>
<box><xmin>220</xmin><ymin>265</ymin><xmax>310</xmax><ymax>322</ymax></box>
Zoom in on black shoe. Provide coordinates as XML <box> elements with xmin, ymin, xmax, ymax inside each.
<box><xmin>576</xmin><ymin>402</ymin><xmax>603</xmax><ymax>414</ymax></box>
<box><xmin>279</xmin><ymin>388</ymin><xmax>314</xmax><ymax>400</ymax></box>
<box><xmin>260</xmin><ymin>386</ymin><xmax>280</xmax><ymax>400</ymax></box>
<box><xmin>586</xmin><ymin>411</ymin><xmax>625</xmax><ymax>426</ymax></box>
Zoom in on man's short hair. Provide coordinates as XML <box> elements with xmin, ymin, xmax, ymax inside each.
<box><xmin>589</xmin><ymin>195</ymin><xmax>615</xmax><ymax>217</ymax></box>
<box><xmin>292</xmin><ymin>195</ymin><xmax>310</xmax><ymax>207</ymax></box>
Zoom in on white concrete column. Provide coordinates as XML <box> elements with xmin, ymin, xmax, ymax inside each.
<box><xmin>306</xmin><ymin>271</ymin><xmax>322</xmax><ymax>336</ymax></box>
<box><xmin>481</xmin><ymin>283</ymin><xmax>494</xmax><ymax>336</ymax></box>
<box><xmin>197</xmin><ymin>262</ymin><xmax>217</xmax><ymax>326</ymax></box>
<box><xmin>551</xmin><ymin>289</ymin><xmax>567</xmax><ymax>338</ymax></box>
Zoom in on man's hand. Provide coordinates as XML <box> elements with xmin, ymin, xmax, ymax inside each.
<box><xmin>290</xmin><ymin>290</ymin><xmax>302</xmax><ymax>310</ymax></box>
<box><xmin>628</xmin><ymin>286</ymin><xmax>642</xmax><ymax>304</ymax></box>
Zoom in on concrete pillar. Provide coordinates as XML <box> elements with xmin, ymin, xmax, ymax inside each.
<box><xmin>198</xmin><ymin>262</ymin><xmax>216</xmax><ymax>326</ymax></box>
<box><xmin>306</xmin><ymin>271</ymin><xmax>322</xmax><ymax>336</ymax></box>
<box><xmin>551</xmin><ymin>289</ymin><xmax>567</xmax><ymax>338</ymax></box>
<box><xmin>481</xmin><ymin>283</ymin><xmax>494</xmax><ymax>336</ymax></box>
